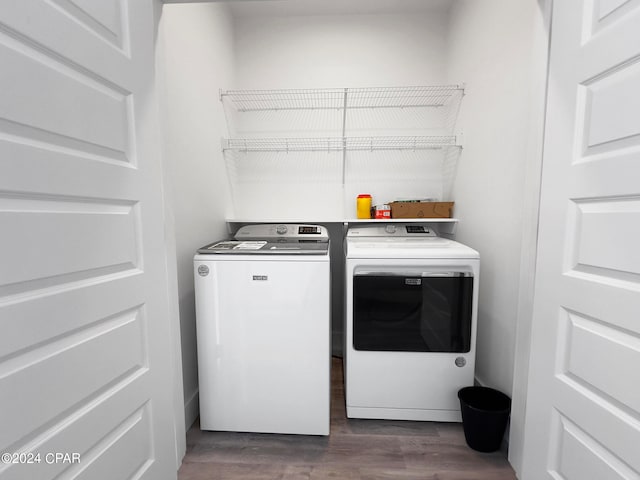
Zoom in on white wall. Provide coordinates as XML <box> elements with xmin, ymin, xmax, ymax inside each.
<box><xmin>232</xmin><ymin>12</ymin><xmax>448</xmax><ymax>89</ymax></box>
<box><xmin>445</xmin><ymin>0</ymin><xmax>548</xmax><ymax>469</ymax></box>
<box><xmin>228</xmin><ymin>11</ymin><xmax>452</xmax><ymax>220</ymax></box>
<box><xmin>159</xmin><ymin>2</ymin><xmax>235</xmax><ymax>429</ymax></box>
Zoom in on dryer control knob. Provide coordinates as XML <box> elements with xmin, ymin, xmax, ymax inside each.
<box><xmin>455</xmin><ymin>357</ymin><xmax>466</xmax><ymax>368</ymax></box>
<box><xmin>385</xmin><ymin>225</ymin><xmax>397</xmax><ymax>234</ymax></box>
<box><xmin>276</xmin><ymin>224</ymin><xmax>288</xmax><ymax>235</ymax></box>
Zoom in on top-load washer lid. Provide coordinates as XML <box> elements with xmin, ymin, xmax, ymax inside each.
<box><xmin>345</xmin><ymin>223</ymin><xmax>479</xmax><ymax>259</ymax></box>
<box><xmin>197</xmin><ymin>224</ymin><xmax>330</xmax><ymax>255</ymax></box>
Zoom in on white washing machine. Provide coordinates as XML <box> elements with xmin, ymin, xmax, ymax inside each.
<box><xmin>344</xmin><ymin>223</ymin><xmax>479</xmax><ymax>422</ymax></box>
<box><xmin>194</xmin><ymin>224</ymin><xmax>331</xmax><ymax>435</ymax></box>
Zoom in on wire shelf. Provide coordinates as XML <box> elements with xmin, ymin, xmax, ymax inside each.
<box><xmin>220</xmin><ymin>85</ymin><xmax>463</xmax><ymax>112</ymax></box>
<box><xmin>347</xmin><ymin>86</ymin><xmax>463</xmax><ymax>109</ymax></box>
<box><xmin>346</xmin><ymin>136</ymin><xmax>458</xmax><ymax>151</ymax></box>
<box><xmin>221</xmin><ymin>84</ymin><xmax>465</xmax><ymax>218</ymax></box>
<box><xmin>223</xmin><ymin>136</ymin><xmax>460</xmax><ymax>153</ymax></box>
<box><xmin>221</xmin><ymin>88</ymin><xmax>345</xmax><ymax>112</ymax></box>
<box><xmin>223</xmin><ymin>137</ymin><xmax>344</xmax><ymax>152</ymax></box>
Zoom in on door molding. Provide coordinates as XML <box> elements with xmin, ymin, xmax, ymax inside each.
<box><xmin>508</xmin><ymin>0</ymin><xmax>553</xmax><ymax>475</ymax></box>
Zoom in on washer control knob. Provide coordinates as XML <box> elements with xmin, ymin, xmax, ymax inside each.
<box><xmin>455</xmin><ymin>357</ymin><xmax>466</xmax><ymax>368</ymax></box>
<box><xmin>276</xmin><ymin>224</ymin><xmax>288</xmax><ymax>235</ymax></box>
<box><xmin>385</xmin><ymin>225</ymin><xmax>397</xmax><ymax>234</ymax></box>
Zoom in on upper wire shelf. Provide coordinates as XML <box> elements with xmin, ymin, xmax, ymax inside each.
<box><xmin>220</xmin><ymin>85</ymin><xmax>464</xmax><ymax>112</ymax></box>
<box><xmin>223</xmin><ymin>136</ymin><xmax>460</xmax><ymax>153</ymax></box>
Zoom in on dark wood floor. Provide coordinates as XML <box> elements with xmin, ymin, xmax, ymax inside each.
<box><xmin>178</xmin><ymin>358</ymin><xmax>517</xmax><ymax>480</ymax></box>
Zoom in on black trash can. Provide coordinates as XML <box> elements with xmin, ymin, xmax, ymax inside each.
<box><xmin>458</xmin><ymin>386</ymin><xmax>511</xmax><ymax>453</ymax></box>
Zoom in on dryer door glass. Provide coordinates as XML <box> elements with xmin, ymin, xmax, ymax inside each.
<box><xmin>353</xmin><ymin>273</ymin><xmax>473</xmax><ymax>352</ymax></box>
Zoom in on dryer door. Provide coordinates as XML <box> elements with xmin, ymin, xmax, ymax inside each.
<box><xmin>353</xmin><ymin>272</ymin><xmax>473</xmax><ymax>352</ymax></box>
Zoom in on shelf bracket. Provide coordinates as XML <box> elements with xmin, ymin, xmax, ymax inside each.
<box><xmin>341</xmin><ymin>88</ymin><xmax>348</xmax><ymax>185</ymax></box>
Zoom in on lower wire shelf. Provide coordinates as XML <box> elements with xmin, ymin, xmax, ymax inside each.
<box><xmin>222</xmin><ymin>135</ymin><xmax>461</xmax><ymax>153</ymax></box>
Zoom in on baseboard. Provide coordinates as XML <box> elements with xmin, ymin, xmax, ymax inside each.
<box><xmin>184</xmin><ymin>388</ymin><xmax>199</xmax><ymax>430</ymax></box>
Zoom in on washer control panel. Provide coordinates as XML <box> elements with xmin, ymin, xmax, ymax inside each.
<box><xmin>235</xmin><ymin>224</ymin><xmax>329</xmax><ymax>242</ymax></box>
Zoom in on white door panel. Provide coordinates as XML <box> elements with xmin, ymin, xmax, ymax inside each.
<box><xmin>0</xmin><ymin>0</ymin><xmax>132</xmax><ymax>83</ymax></box>
<box><xmin>0</xmin><ymin>1</ymin><xmax>179</xmax><ymax>479</ymax></box>
<box><xmin>522</xmin><ymin>0</ymin><xmax>640</xmax><ymax>478</ymax></box>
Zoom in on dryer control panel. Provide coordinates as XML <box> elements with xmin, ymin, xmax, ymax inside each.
<box><xmin>347</xmin><ymin>224</ymin><xmax>438</xmax><ymax>238</ymax></box>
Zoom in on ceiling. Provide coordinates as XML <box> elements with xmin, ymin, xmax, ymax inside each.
<box><xmin>225</xmin><ymin>0</ymin><xmax>454</xmax><ymax>17</ymax></box>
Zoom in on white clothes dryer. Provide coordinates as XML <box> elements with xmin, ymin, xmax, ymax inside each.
<box><xmin>194</xmin><ymin>224</ymin><xmax>331</xmax><ymax>435</ymax></box>
<box><xmin>344</xmin><ymin>223</ymin><xmax>479</xmax><ymax>422</ymax></box>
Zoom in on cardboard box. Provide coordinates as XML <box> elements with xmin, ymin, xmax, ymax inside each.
<box><xmin>389</xmin><ymin>201</ymin><xmax>454</xmax><ymax>219</ymax></box>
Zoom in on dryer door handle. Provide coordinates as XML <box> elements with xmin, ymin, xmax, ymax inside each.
<box><xmin>354</xmin><ymin>270</ymin><xmax>473</xmax><ymax>278</ymax></box>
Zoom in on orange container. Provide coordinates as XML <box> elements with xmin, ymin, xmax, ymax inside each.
<box><xmin>356</xmin><ymin>194</ymin><xmax>372</xmax><ymax>219</ymax></box>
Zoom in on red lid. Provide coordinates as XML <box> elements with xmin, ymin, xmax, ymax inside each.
<box><xmin>357</xmin><ymin>194</ymin><xmax>372</xmax><ymax>198</ymax></box>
